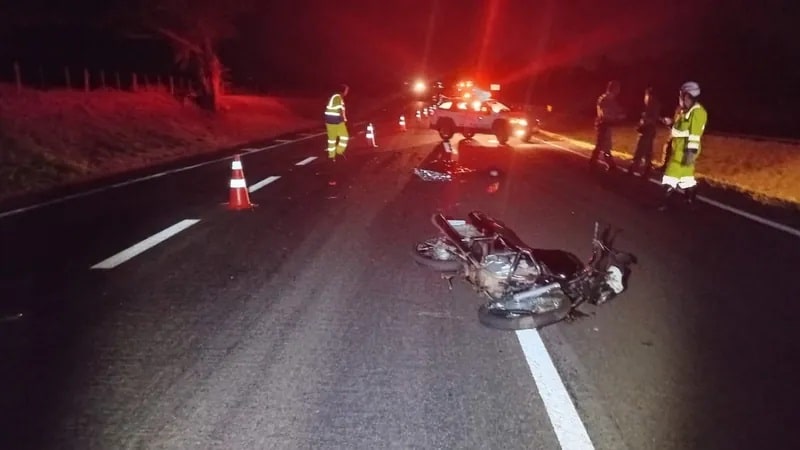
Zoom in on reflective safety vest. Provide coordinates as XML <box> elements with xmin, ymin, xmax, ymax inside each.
<box><xmin>664</xmin><ymin>102</ymin><xmax>708</xmax><ymax>179</ymax></box>
<box><xmin>669</xmin><ymin>103</ymin><xmax>707</xmax><ymax>153</ymax></box>
<box><xmin>325</xmin><ymin>93</ymin><xmax>346</xmax><ymax>124</ymax></box>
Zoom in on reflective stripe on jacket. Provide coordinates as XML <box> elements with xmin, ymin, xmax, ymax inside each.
<box><xmin>325</xmin><ymin>94</ymin><xmax>345</xmax><ymax>124</ymax></box>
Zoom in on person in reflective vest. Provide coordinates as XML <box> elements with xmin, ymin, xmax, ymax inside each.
<box><xmin>325</xmin><ymin>84</ymin><xmax>350</xmax><ymax>161</ymax></box>
<box><xmin>657</xmin><ymin>81</ymin><xmax>708</xmax><ymax>210</ymax></box>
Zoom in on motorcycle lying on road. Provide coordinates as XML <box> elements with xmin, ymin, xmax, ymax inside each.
<box><xmin>411</xmin><ymin>211</ymin><xmax>637</xmax><ymax>330</ymax></box>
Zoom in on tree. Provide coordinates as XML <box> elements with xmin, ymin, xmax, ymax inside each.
<box><xmin>1</xmin><ymin>0</ymin><xmax>253</xmax><ymax>111</ymax></box>
<box><xmin>120</xmin><ymin>0</ymin><xmax>254</xmax><ymax>111</ymax></box>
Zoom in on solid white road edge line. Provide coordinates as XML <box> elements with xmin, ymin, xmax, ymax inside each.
<box><xmin>90</xmin><ymin>219</ymin><xmax>200</xmax><ymax>270</ymax></box>
<box><xmin>295</xmin><ymin>156</ymin><xmax>317</xmax><ymax>166</ymax></box>
<box><xmin>0</xmin><ymin>131</ymin><xmax>327</xmax><ymax>220</ymax></box>
<box><xmin>535</xmin><ymin>136</ymin><xmax>800</xmax><ymax>240</ymax></box>
<box><xmin>248</xmin><ymin>176</ymin><xmax>281</xmax><ymax>193</ymax></box>
<box><xmin>516</xmin><ymin>329</ymin><xmax>595</xmax><ymax>450</ymax></box>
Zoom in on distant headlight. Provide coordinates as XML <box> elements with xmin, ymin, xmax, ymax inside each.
<box><xmin>413</xmin><ymin>81</ymin><xmax>427</xmax><ymax>93</ymax></box>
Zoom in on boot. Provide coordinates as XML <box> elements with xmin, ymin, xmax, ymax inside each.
<box><xmin>685</xmin><ymin>186</ymin><xmax>699</xmax><ymax>209</ymax></box>
<box><xmin>627</xmin><ymin>161</ymin><xmax>639</xmax><ymax>176</ymax></box>
<box><xmin>588</xmin><ymin>150</ymin><xmax>599</xmax><ymax>170</ymax></box>
<box><xmin>604</xmin><ymin>152</ymin><xmax>617</xmax><ymax>171</ymax></box>
<box><xmin>641</xmin><ymin>164</ymin><xmax>653</xmax><ymax>181</ymax></box>
<box><xmin>657</xmin><ymin>185</ymin><xmax>674</xmax><ymax>212</ymax></box>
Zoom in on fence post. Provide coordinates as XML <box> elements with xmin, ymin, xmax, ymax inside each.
<box><xmin>13</xmin><ymin>61</ymin><xmax>22</xmax><ymax>93</ymax></box>
<box><xmin>100</xmin><ymin>70</ymin><xmax>106</xmax><ymax>89</ymax></box>
<box><xmin>83</xmin><ymin>68</ymin><xmax>90</xmax><ymax>92</ymax></box>
<box><xmin>115</xmin><ymin>72</ymin><xmax>121</xmax><ymax>90</ymax></box>
<box><xmin>132</xmin><ymin>73</ymin><xmax>138</xmax><ymax>91</ymax></box>
<box><xmin>169</xmin><ymin>75</ymin><xmax>175</xmax><ymax>95</ymax></box>
<box><xmin>65</xmin><ymin>66</ymin><xmax>71</xmax><ymax>89</ymax></box>
<box><xmin>156</xmin><ymin>75</ymin><xmax>162</xmax><ymax>91</ymax></box>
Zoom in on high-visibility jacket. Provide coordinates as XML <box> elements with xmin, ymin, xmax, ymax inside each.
<box><xmin>664</xmin><ymin>102</ymin><xmax>708</xmax><ymax>178</ymax></box>
<box><xmin>325</xmin><ymin>93</ymin><xmax>346</xmax><ymax>124</ymax></box>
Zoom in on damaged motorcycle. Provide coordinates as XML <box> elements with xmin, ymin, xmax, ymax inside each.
<box><xmin>411</xmin><ymin>211</ymin><xmax>637</xmax><ymax>330</ymax></box>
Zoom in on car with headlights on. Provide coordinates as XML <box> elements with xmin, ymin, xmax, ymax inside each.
<box><xmin>429</xmin><ymin>96</ymin><xmax>534</xmax><ymax>144</ymax></box>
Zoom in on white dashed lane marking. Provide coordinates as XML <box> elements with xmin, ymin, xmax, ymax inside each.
<box><xmin>248</xmin><ymin>176</ymin><xmax>281</xmax><ymax>193</ymax></box>
<box><xmin>0</xmin><ymin>131</ymin><xmax>327</xmax><ymax>220</ymax></box>
<box><xmin>90</xmin><ymin>219</ymin><xmax>200</xmax><ymax>269</ymax></box>
<box><xmin>295</xmin><ymin>156</ymin><xmax>317</xmax><ymax>166</ymax></box>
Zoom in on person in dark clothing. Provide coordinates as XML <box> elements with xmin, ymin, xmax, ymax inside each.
<box><xmin>589</xmin><ymin>80</ymin><xmax>626</xmax><ymax>171</ymax></box>
<box><xmin>656</xmin><ymin>104</ymin><xmax>682</xmax><ymax>173</ymax></box>
<box><xmin>628</xmin><ymin>87</ymin><xmax>661</xmax><ymax>178</ymax></box>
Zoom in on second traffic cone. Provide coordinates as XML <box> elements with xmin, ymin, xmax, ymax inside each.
<box><xmin>228</xmin><ymin>155</ymin><xmax>254</xmax><ymax>210</ymax></box>
<box><xmin>399</xmin><ymin>115</ymin><xmax>406</xmax><ymax>131</ymax></box>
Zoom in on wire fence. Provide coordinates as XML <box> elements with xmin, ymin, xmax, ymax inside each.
<box><xmin>0</xmin><ymin>60</ymin><xmax>238</xmax><ymax>96</ymax></box>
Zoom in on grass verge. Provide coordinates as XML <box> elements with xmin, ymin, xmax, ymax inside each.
<box><xmin>541</xmin><ymin>117</ymin><xmax>800</xmax><ymax>208</ymax></box>
<box><xmin>0</xmin><ymin>83</ymin><xmax>320</xmax><ymax>203</ymax></box>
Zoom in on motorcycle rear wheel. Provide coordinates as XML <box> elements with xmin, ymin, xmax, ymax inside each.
<box><xmin>411</xmin><ymin>237</ymin><xmax>463</xmax><ymax>272</ymax></box>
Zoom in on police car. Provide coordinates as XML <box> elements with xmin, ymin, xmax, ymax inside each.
<box><xmin>429</xmin><ymin>89</ymin><xmax>534</xmax><ymax>144</ymax></box>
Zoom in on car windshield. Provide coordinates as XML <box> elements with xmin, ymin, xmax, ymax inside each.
<box><xmin>488</xmin><ymin>101</ymin><xmax>510</xmax><ymax>113</ymax></box>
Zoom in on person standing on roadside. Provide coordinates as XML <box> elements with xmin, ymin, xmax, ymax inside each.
<box><xmin>656</xmin><ymin>103</ymin><xmax>683</xmax><ymax>173</ymax></box>
<box><xmin>589</xmin><ymin>80</ymin><xmax>626</xmax><ymax>171</ymax></box>
<box><xmin>657</xmin><ymin>81</ymin><xmax>708</xmax><ymax>211</ymax></box>
<box><xmin>324</xmin><ymin>84</ymin><xmax>350</xmax><ymax>162</ymax></box>
<box><xmin>628</xmin><ymin>87</ymin><xmax>661</xmax><ymax>179</ymax></box>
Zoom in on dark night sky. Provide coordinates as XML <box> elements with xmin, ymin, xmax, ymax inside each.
<box><xmin>1</xmin><ymin>0</ymin><xmax>798</xmax><ymax>135</ymax></box>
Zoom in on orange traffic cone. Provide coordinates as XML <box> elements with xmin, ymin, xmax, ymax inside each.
<box><xmin>366</xmin><ymin>123</ymin><xmax>377</xmax><ymax>147</ymax></box>
<box><xmin>228</xmin><ymin>155</ymin><xmax>255</xmax><ymax>210</ymax></box>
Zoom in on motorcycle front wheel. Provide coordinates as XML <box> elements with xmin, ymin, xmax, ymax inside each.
<box><xmin>411</xmin><ymin>237</ymin><xmax>463</xmax><ymax>272</ymax></box>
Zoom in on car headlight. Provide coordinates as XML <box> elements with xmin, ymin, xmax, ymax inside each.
<box><xmin>510</xmin><ymin>118</ymin><xmax>528</xmax><ymax>127</ymax></box>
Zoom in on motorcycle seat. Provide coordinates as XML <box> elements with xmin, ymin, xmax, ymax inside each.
<box><xmin>467</xmin><ymin>211</ymin><xmax>584</xmax><ymax>279</ymax></box>
<box><xmin>528</xmin><ymin>249</ymin><xmax>584</xmax><ymax>279</ymax></box>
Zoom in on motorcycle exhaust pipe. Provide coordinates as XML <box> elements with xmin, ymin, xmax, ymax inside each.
<box><xmin>512</xmin><ymin>282</ymin><xmax>561</xmax><ymax>302</ymax></box>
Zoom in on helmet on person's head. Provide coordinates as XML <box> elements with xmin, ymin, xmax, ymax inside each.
<box><xmin>607</xmin><ymin>80</ymin><xmax>621</xmax><ymax>94</ymax></box>
<box><xmin>680</xmin><ymin>81</ymin><xmax>700</xmax><ymax>97</ymax></box>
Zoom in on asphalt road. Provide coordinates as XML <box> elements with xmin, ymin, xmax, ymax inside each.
<box><xmin>1</xmin><ymin>111</ymin><xmax>799</xmax><ymax>450</ymax></box>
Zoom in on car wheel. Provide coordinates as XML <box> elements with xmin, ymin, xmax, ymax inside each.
<box><xmin>493</xmin><ymin>121</ymin><xmax>510</xmax><ymax>145</ymax></box>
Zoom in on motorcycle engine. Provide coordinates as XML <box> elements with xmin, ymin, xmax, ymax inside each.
<box><xmin>474</xmin><ymin>253</ymin><xmax>540</xmax><ymax>298</ymax></box>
